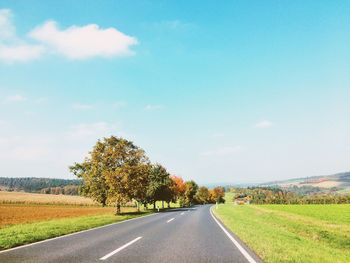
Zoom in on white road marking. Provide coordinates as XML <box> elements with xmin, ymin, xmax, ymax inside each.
<box><xmin>167</xmin><ymin>218</ymin><xmax>175</xmax><ymax>223</ymax></box>
<box><xmin>0</xmin><ymin>213</ymin><xmax>156</xmax><ymax>255</ymax></box>
<box><xmin>100</xmin><ymin>236</ymin><xmax>142</xmax><ymax>260</ymax></box>
<box><xmin>210</xmin><ymin>207</ymin><xmax>257</xmax><ymax>263</ymax></box>
<box><xmin>180</xmin><ymin>212</ymin><xmax>185</xmax><ymax>215</ymax></box>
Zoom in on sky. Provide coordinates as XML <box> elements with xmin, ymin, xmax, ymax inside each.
<box><xmin>0</xmin><ymin>0</ymin><xmax>350</xmax><ymax>184</ymax></box>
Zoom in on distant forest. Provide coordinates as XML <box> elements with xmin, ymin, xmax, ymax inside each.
<box><xmin>0</xmin><ymin>177</ymin><xmax>81</xmax><ymax>195</ymax></box>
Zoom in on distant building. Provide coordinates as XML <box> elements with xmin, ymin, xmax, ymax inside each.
<box><xmin>234</xmin><ymin>194</ymin><xmax>252</xmax><ymax>205</ymax></box>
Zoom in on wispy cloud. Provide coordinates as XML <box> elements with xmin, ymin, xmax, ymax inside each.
<box><xmin>34</xmin><ymin>97</ymin><xmax>48</xmax><ymax>104</ymax></box>
<box><xmin>0</xmin><ymin>9</ymin><xmax>15</xmax><ymax>40</ymax></box>
<box><xmin>4</xmin><ymin>94</ymin><xmax>27</xmax><ymax>102</ymax></box>
<box><xmin>0</xmin><ymin>9</ymin><xmax>45</xmax><ymax>63</ymax></box>
<box><xmin>144</xmin><ymin>104</ymin><xmax>163</xmax><ymax>111</ymax></box>
<box><xmin>0</xmin><ymin>135</ymin><xmax>51</xmax><ymax>161</ymax></box>
<box><xmin>200</xmin><ymin>146</ymin><xmax>242</xmax><ymax>157</ymax></box>
<box><xmin>66</xmin><ymin>122</ymin><xmax>118</xmax><ymax>140</ymax></box>
<box><xmin>148</xmin><ymin>20</ymin><xmax>196</xmax><ymax>31</ymax></box>
<box><xmin>112</xmin><ymin>101</ymin><xmax>127</xmax><ymax>109</ymax></box>
<box><xmin>211</xmin><ymin>133</ymin><xmax>225</xmax><ymax>138</ymax></box>
<box><xmin>72</xmin><ymin>103</ymin><xmax>94</xmax><ymax>110</ymax></box>
<box><xmin>254</xmin><ymin>120</ymin><xmax>273</xmax><ymax>129</ymax></box>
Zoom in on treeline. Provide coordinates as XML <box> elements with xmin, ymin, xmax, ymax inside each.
<box><xmin>40</xmin><ymin>185</ymin><xmax>79</xmax><ymax>195</ymax></box>
<box><xmin>231</xmin><ymin>187</ymin><xmax>350</xmax><ymax>204</ymax></box>
<box><xmin>0</xmin><ymin>177</ymin><xmax>81</xmax><ymax>193</ymax></box>
<box><xmin>70</xmin><ymin>136</ymin><xmax>225</xmax><ymax>214</ymax></box>
<box><xmin>195</xmin><ymin>186</ymin><xmax>225</xmax><ymax>204</ymax></box>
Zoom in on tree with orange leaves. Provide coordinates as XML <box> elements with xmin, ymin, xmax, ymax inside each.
<box><xmin>170</xmin><ymin>175</ymin><xmax>186</xmax><ymax>206</ymax></box>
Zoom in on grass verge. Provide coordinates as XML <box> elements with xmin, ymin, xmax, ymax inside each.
<box><xmin>0</xmin><ymin>212</ymin><xmax>151</xmax><ymax>250</ymax></box>
<box><xmin>213</xmin><ymin>195</ymin><xmax>350</xmax><ymax>263</ymax></box>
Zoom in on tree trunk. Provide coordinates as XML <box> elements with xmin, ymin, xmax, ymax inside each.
<box><xmin>136</xmin><ymin>201</ymin><xmax>140</xmax><ymax>212</ymax></box>
<box><xmin>162</xmin><ymin>200</ymin><xmax>164</xmax><ymax>209</ymax></box>
<box><xmin>153</xmin><ymin>201</ymin><xmax>156</xmax><ymax>210</ymax></box>
<box><xmin>167</xmin><ymin>202</ymin><xmax>170</xmax><ymax>208</ymax></box>
<box><xmin>116</xmin><ymin>202</ymin><xmax>121</xmax><ymax>215</ymax></box>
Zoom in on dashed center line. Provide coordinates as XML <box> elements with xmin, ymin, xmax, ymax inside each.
<box><xmin>100</xmin><ymin>236</ymin><xmax>142</xmax><ymax>260</ymax></box>
<box><xmin>180</xmin><ymin>212</ymin><xmax>185</xmax><ymax>215</ymax></box>
<box><xmin>167</xmin><ymin>218</ymin><xmax>175</xmax><ymax>223</ymax></box>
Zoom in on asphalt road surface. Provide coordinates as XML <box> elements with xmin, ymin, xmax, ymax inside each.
<box><xmin>0</xmin><ymin>205</ymin><xmax>262</xmax><ymax>263</ymax></box>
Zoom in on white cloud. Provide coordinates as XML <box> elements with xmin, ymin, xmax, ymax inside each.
<box><xmin>0</xmin><ymin>9</ymin><xmax>15</xmax><ymax>40</ymax></box>
<box><xmin>5</xmin><ymin>94</ymin><xmax>27</xmax><ymax>102</ymax></box>
<box><xmin>145</xmin><ymin>104</ymin><xmax>163</xmax><ymax>111</ymax></box>
<box><xmin>0</xmin><ymin>44</ymin><xmax>45</xmax><ymax>62</ymax></box>
<box><xmin>0</xmin><ymin>9</ymin><xmax>138</xmax><ymax>62</ymax></box>
<box><xmin>66</xmin><ymin>122</ymin><xmax>118</xmax><ymax>140</ymax></box>
<box><xmin>72</xmin><ymin>103</ymin><xmax>94</xmax><ymax>110</ymax></box>
<box><xmin>200</xmin><ymin>146</ymin><xmax>242</xmax><ymax>157</ymax></box>
<box><xmin>29</xmin><ymin>21</ymin><xmax>138</xmax><ymax>59</ymax></box>
<box><xmin>0</xmin><ymin>9</ymin><xmax>45</xmax><ymax>62</ymax></box>
<box><xmin>254</xmin><ymin>120</ymin><xmax>273</xmax><ymax>129</ymax></box>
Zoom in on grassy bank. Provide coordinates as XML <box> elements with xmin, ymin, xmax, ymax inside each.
<box><xmin>0</xmin><ymin>211</ymin><xmax>151</xmax><ymax>250</ymax></box>
<box><xmin>213</xmin><ymin>193</ymin><xmax>350</xmax><ymax>263</ymax></box>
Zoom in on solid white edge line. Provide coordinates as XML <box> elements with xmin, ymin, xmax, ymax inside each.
<box><xmin>100</xmin><ymin>236</ymin><xmax>142</xmax><ymax>260</ymax></box>
<box><xmin>167</xmin><ymin>218</ymin><xmax>175</xmax><ymax>223</ymax></box>
<box><xmin>0</xmin><ymin>213</ymin><xmax>157</xmax><ymax>254</ymax></box>
<box><xmin>210</xmin><ymin>206</ymin><xmax>257</xmax><ymax>263</ymax></box>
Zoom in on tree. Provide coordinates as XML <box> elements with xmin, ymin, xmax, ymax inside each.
<box><xmin>70</xmin><ymin>136</ymin><xmax>150</xmax><ymax>214</ymax></box>
<box><xmin>195</xmin><ymin>186</ymin><xmax>210</xmax><ymax>204</ymax></box>
<box><xmin>184</xmin><ymin>180</ymin><xmax>198</xmax><ymax>206</ymax></box>
<box><xmin>70</xmin><ymin>157</ymin><xmax>109</xmax><ymax>206</ymax></box>
<box><xmin>170</xmin><ymin>175</ymin><xmax>186</xmax><ymax>206</ymax></box>
<box><xmin>146</xmin><ymin>164</ymin><xmax>172</xmax><ymax>209</ymax></box>
<box><xmin>212</xmin><ymin>186</ymin><xmax>225</xmax><ymax>203</ymax></box>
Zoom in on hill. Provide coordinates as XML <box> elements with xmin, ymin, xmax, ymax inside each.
<box><xmin>0</xmin><ymin>177</ymin><xmax>81</xmax><ymax>195</ymax></box>
<box><xmin>261</xmin><ymin>171</ymin><xmax>350</xmax><ymax>194</ymax></box>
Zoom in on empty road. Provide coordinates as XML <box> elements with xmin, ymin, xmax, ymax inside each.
<box><xmin>0</xmin><ymin>205</ymin><xmax>262</xmax><ymax>263</ymax></box>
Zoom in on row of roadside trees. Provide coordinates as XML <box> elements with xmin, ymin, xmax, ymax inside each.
<box><xmin>70</xmin><ymin>136</ymin><xmax>224</xmax><ymax>214</ymax></box>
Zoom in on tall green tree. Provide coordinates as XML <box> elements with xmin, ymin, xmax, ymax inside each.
<box><xmin>195</xmin><ymin>186</ymin><xmax>210</xmax><ymax>204</ymax></box>
<box><xmin>184</xmin><ymin>180</ymin><xmax>198</xmax><ymax>206</ymax></box>
<box><xmin>70</xmin><ymin>136</ymin><xmax>150</xmax><ymax>214</ymax></box>
<box><xmin>147</xmin><ymin>164</ymin><xmax>172</xmax><ymax>209</ymax></box>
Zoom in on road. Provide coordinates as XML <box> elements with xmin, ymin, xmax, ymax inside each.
<box><xmin>0</xmin><ymin>205</ymin><xmax>262</xmax><ymax>263</ymax></box>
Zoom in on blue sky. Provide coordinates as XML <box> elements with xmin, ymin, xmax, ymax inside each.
<box><xmin>1</xmin><ymin>1</ymin><xmax>350</xmax><ymax>184</ymax></box>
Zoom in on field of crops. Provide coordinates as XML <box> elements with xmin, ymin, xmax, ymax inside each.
<box><xmin>214</xmin><ymin>193</ymin><xmax>350</xmax><ymax>263</ymax></box>
<box><xmin>0</xmin><ymin>204</ymin><xmax>117</xmax><ymax>227</ymax></box>
<box><xmin>0</xmin><ymin>191</ymin><xmax>96</xmax><ymax>205</ymax></box>
<box><xmin>0</xmin><ymin>191</ymin><xmax>149</xmax><ymax>250</ymax></box>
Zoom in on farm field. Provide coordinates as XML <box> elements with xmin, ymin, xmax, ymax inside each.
<box><xmin>214</xmin><ymin>193</ymin><xmax>350</xmax><ymax>263</ymax></box>
<box><xmin>0</xmin><ymin>191</ymin><xmax>96</xmax><ymax>205</ymax></box>
<box><xmin>0</xmin><ymin>204</ymin><xmax>121</xmax><ymax>226</ymax></box>
<box><xmin>0</xmin><ymin>191</ymin><xmax>152</xmax><ymax>250</ymax></box>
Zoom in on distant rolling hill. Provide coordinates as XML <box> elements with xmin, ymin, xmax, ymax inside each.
<box><xmin>261</xmin><ymin>171</ymin><xmax>350</xmax><ymax>193</ymax></box>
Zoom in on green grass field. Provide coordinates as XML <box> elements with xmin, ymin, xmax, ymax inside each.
<box><xmin>0</xmin><ymin>212</ymin><xmax>151</xmax><ymax>250</ymax></box>
<box><xmin>214</xmin><ymin>193</ymin><xmax>350</xmax><ymax>263</ymax></box>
